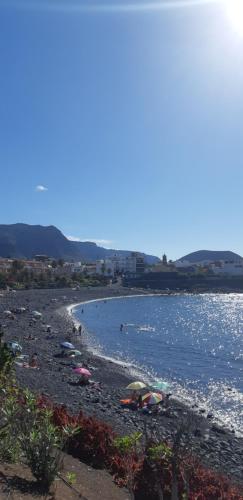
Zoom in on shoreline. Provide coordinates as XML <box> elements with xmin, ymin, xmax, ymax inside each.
<box><xmin>0</xmin><ymin>286</ymin><xmax>243</xmax><ymax>484</ymax></box>
<box><xmin>67</xmin><ymin>294</ymin><xmax>243</xmax><ymax>436</ymax></box>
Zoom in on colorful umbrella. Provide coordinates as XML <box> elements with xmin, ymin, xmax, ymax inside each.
<box><xmin>60</xmin><ymin>342</ymin><xmax>75</xmax><ymax>349</ymax></box>
<box><xmin>126</xmin><ymin>381</ymin><xmax>147</xmax><ymax>390</ymax></box>
<box><xmin>73</xmin><ymin>367</ymin><xmax>91</xmax><ymax>377</ymax></box>
<box><xmin>142</xmin><ymin>392</ymin><xmax>163</xmax><ymax>405</ymax></box>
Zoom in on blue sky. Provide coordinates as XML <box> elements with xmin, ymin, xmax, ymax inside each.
<box><xmin>0</xmin><ymin>0</ymin><xmax>243</xmax><ymax>259</ymax></box>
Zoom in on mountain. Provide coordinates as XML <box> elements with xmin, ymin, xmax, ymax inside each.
<box><xmin>177</xmin><ymin>250</ymin><xmax>243</xmax><ymax>263</ymax></box>
<box><xmin>0</xmin><ymin>224</ymin><xmax>159</xmax><ymax>264</ymax></box>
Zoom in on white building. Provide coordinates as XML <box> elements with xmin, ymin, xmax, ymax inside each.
<box><xmin>210</xmin><ymin>261</ymin><xmax>243</xmax><ymax>276</ymax></box>
<box><xmin>96</xmin><ymin>259</ymin><xmax>116</xmax><ymax>277</ymax></box>
<box><xmin>96</xmin><ymin>252</ymin><xmax>145</xmax><ymax>277</ymax></box>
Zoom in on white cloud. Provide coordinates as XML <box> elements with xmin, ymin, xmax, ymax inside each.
<box><xmin>66</xmin><ymin>235</ymin><xmax>113</xmax><ymax>248</ymax></box>
<box><xmin>35</xmin><ymin>185</ymin><xmax>48</xmax><ymax>192</ymax></box>
<box><xmin>85</xmin><ymin>239</ymin><xmax>113</xmax><ymax>247</ymax></box>
<box><xmin>66</xmin><ymin>235</ymin><xmax>81</xmax><ymax>242</ymax></box>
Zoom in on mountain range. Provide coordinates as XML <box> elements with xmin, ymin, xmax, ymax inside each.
<box><xmin>178</xmin><ymin>250</ymin><xmax>242</xmax><ymax>263</ymax></box>
<box><xmin>0</xmin><ymin>224</ymin><xmax>159</xmax><ymax>264</ymax></box>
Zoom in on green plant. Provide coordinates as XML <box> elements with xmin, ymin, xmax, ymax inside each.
<box><xmin>147</xmin><ymin>443</ymin><xmax>172</xmax><ymax>462</ymax></box>
<box><xmin>14</xmin><ymin>393</ymin><xmax>64</xmax><ymax>492</ymax></box>
<box><xmin>114</xmin><ymin>432</ymin><xmax>142</xmax><ymax>455</ymax></box>
<box><xmin>66</xmin><ymin>471</ymin><xmax>76</xmax><ymax>485</ymax></box>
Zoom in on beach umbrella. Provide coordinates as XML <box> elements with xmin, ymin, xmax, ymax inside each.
<box><xmin>67</xmin><ymin>350</ymin><xmax>81</xmax><ymax>356</ymax></box>
<box><xmin>142</xmin><ymin>392</ymin><xmax>163</xmax><ymax>405</ymax></box>
<box><xmin>126</xmin><ymin>381</ymin><xmax>147</xmax><ymax>390</ymax></box>
<box><xmin>32</xmin><ymin>310</ymin><xmax>42</xmax><ymax>318</ymax></box>
<box><xmin>7</xmin><ymin>341</ymin><xmax>22</xmax><ymax>353</ymax></box>
<box><xmin>73</xmin><ymin>367</ymin><xmax>91</xmax><ymax>377</ymax></box>
<box><xmin>60</xmin><ymin>342</ymin><xmax>75</xmax><ymax>349</ymax></box>
<box><xmin>152</xmin><ymin>381</ymin><xmax>170</xmax><ymax>392</ymax></box>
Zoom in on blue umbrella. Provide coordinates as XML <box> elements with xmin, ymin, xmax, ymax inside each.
<box><xmin>60</xmin><ymin>342</ymin><xmax>75</xmax><ymax>350</ymax></box>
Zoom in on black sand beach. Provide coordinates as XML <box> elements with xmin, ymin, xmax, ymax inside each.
<box><xmin>0</xmin><ymin>286</ymin><xmax>242</xmax><ymax>485</ymax></box>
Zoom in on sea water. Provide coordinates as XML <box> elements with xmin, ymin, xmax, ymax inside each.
<box><xmin>74</xmin><ymin>294</ymin><xmax>243</xmax><ymax>433</ymax></box>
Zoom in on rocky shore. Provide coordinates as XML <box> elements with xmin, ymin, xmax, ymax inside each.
<box><xmin>0</xmin><ymin>286</ymin><xmax>242</xmax><ymax>486</ymax></box>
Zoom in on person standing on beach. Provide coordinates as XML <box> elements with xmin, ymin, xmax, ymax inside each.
<box><xmin>78</xmin><ymin>325</ymin><xmax>82</xmax><ymax>336</ymax></box>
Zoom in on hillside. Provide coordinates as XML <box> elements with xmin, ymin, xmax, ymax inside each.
<box><xmin>0</xmin><ymin>223</ymin><xmax>159</xmax><ymax>264</ymax></box>
<box><xmin>178</xmin><ymin>250</ymin><xmax>242</xmax><ymax>263</ymax></box>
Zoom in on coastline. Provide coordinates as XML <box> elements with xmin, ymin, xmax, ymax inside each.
<box><xmin>0</xmin><ymin>286</ymin><xmax>243</xmax><ymax>485</ymax></box>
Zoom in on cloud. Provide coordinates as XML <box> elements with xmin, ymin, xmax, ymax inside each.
<box><xmin>5</xmin><ymin>0</ymin><xmax>221</xmax><ymax>15</ymax></box>
<box><xmin>84</xmin><ymin>239</ymin><xmax>113</xmax><ymax>247</ymax></box>
<box><xmin>66</xmin><ymin>235</ymin><xmax>81</xmax><ymax>242</ymax></box>
<box><xmin>67</xmin><ymin>235</ymin><xmax>113</xmax><ymax>247</ymax></box>
<box><xmin>35</xmin><ymin>185</ymin><xmax>48</xmax><ymax>192</ymax></box>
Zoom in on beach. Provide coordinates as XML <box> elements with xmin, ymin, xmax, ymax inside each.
<box><xmin>0</xmin><ymin>286</ymin><xmax>243</xmax><ymax>485</ymax></box>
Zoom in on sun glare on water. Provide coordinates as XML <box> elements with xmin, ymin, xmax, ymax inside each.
<box><xmin>225</xmin><ymin>0</ymin><xmax>243</xmax><ymax>36</ymax></box>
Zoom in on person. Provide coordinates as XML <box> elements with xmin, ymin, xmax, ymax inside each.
<box><xmin>120</xmin><ymin>323</ymin><xmax>124</xmax><ymax>332</ymax></box>
<box><xmin>137</xmin><ymin>394</ymin><xmax>143</xmax><ymax>409</ymax></box>
<box><xmin>131</xmin><ymin>390</ymin><xmax>138</xmax><ymax>403</ymax></box>
<box><xmin>72</xmin><ymin>326</ymin><xmax>76</xmax><ymax>334</ymax></box>
<box><xmin>24</xmin><ymin>334</ymin><xmax>35</xmax><ymax>341</ymax></box>
<box><xmin>78</xmin><ymin>325</ymin><xmax>82</xmax><ymax>335</ymax></box>
<box><xmin>29</xmin><ymin>353</ymin><xmax>38</xmax><ymax>368</ymax></box>
<box><xmin>79</xmin><ymin>374</ymin><xmax>89</xmax><ymax>385</ymax></box>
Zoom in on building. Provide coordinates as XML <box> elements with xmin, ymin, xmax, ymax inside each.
<box><xmin>210</xmin><ymin>261</ymin><xmax>243</xmax><ymax>276</ymax></box>
<box><xmin>0</xmin><ymin>259</ymin><xmax>13</xmax><ymax>273</ymax></box>
<box><xmin>96</xmin><ymin>259</ymin><xmax>115</xmax><ymax>277</ymax></box>
<box><xmin>96</xmin><ymin>252</ymin><xmax>145</xmax><ymax>277</ymax></box>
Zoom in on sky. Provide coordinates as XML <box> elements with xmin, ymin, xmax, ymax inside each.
<box><xmin>0</xmin><ymin>0</ymin><xmax>243</xmax><ymax>259</ymax></box>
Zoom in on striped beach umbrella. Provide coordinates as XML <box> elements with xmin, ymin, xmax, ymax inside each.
<box><xmin>142</xmin><ymin>392</ymin><xmax>163</xmax><ymax>405</ymax></box>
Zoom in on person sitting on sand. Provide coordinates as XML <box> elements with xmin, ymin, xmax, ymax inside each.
<box><xmin>29</xmin><ymin>353</ymin><xmax>38</xmax><ymax>368</ymax></box>
<box><xmin>79</xmin><ymin>374</ymin><xmax>89</xmax><ymax>385</ymax></box>
<box><xmin>24</xmin><ymin>334</ymin><xmax>36</xmax><ymax>341</ymax></box>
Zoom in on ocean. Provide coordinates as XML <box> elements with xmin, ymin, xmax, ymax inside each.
<box><xmin>74</xmin><ymin>294</ymin><xmax>243</xmax><ymax>433</ymax></box>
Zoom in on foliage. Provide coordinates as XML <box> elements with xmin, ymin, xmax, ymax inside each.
<box><xmin>66</xmin><ymin>472</ymin><xmax>77</xmax><ymax>485</ymax></box>
<box><xmin>114</xmin><ymin>432</ymin><xmax>142</xmax><ymax>455</ymax></box>
<box><xmin>0</xmin><ymin>388</ymin><xmax>65</xmax><ymax>492</ymax></box>
<box><xmin>147</xmin><ymin>442</ymin><xmax>172</xmax><ymax>462</ymax></box>
<box><xmin>0</xmin><ymin>378</ymin><xmax>21</xmax><ymax>462</ymax></box>
<box><xmin>0</xmin><ymin>331</ymin><xmax>14</xmax><ymax>376</ymax></box>
<box><xmin>0</xmin><ymin>388</ymin><xmax>242</xmax><ymax>498</ymax></box>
